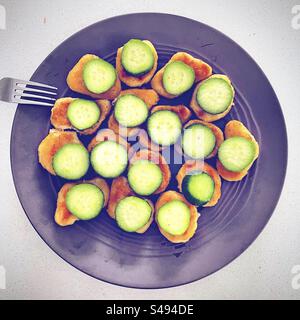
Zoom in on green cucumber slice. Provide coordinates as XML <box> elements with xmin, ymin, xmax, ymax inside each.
<box><xmin>90</xmin><ymin>141</ymin><xmax>128</xmax><ymax>178</ymax></box>
<box><xmin>157</xmin><ymin>200</ymin><xmax>191</xmax><ymax>236</ymax></box>
<box><xmin>116</xmin><ymin>196</ymin><xmax>152</xmax><ymax>232</ymax></box>
<box><xmin>66</xmin><ymin>183</ymin><xmax>104</xmax><ymax>220</ymax></box>
<box><xmin>196</xmin><ymin>77</ymin><xmax>234</xmax><ymax>114</ymax></box>
<box><xmin>218</xmin><ymin>136</ymin><xmax>256</xmax><ymax>172</ymax></box>
<box><xmin>52</xmin><ymin>143</ymin><xmax>89</xmax><ymax>180</ymax></box>
<box><xmin>182</xmin><ymin>172</ymin><xmax>215</xmax><ymax>206</ymax></box>
<box><xmin>114</xmin><ymin>94</ymin><xmax>148</xmax><ymax>127</ymax></box>
<box><xmin>182</xmin><ymin>124</ymin><xmax>216</xmax><ymax>159</ymax></box>
<box><xmin>162</xmin><ymin>61</ymin><xmax>195</xmax><ymax>95</ymax></box>
<box><xmin>147</xmin><ymin>110</ymin><xmax>182</xmax><ymax>146</ymax></box>
<box><xmin>128</xmin><ymin>160</ymin><xmax>163</xmax><ymax>196</ymax></box>
<box><xmin>83</xmin><ymin>58</ymin><xmax>117</xmax><ymax>94</ymax></box>
<box><xmin>67</xmin><ymin>99</ymin><xmax>100</xmax><ymax>130</ymax></box>
<box><xmin>121</xmin><ymin>39</ymin><xmax>155</xmax><ymax>75</ymax></box>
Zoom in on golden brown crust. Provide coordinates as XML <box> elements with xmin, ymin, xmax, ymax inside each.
<box><xmin>54</xmin><ymin>183</ymin><xmax>78</xmax><ymax>226</ymax></box>
<box><xmin>50</xmin><ymin>98</ymin><xmax>111</xmax><ymax>135</ymax></box>
<box><xmin>108</xmin><ymin>114</ymin><xmax>141</xmax><ymax>138</ymax></box>
<box><xmin>54</xmin><ymin>177</ymin><xmax>110</xmax><ymax>227</ymax></box>
<box><xmin>176</xmin><ymin>119</ymin><xmax>224</xmax><ymax>159</ymax></box>
<box><xmin>190</xmin><ymin>74</ymin><xmax>235</xmax><ymax>122</ymax></box>
<box><xmin>216</xmin><ymin>120</ymin><xmax>260</xmax><ymax>181</ymax></box>
<box><xmin>151</xmin><ymin>52</ymin><xmax>212</xmax><ymax>98</ymax></box>
<box><xmin>155</xmin><ymin>191</ymin><xmax>199</xmax><ymax>243</ymax></box>
<box><xmin>107</xmin><ymin>176</ymin><xmax>133</xmax><ymax>219</ymax></box>
<box><xmin>138</xmin><ymin>105</ymin><xmax>191</xmax><ymax>152</ymax></box>
<box><xmin>127</xmin><ymin>129</ymin><xmax>161</xmax><ymax>158</ymax></box>
<box><xmin>87</xmin><ymin>128</ymin><xmax>129</xmax><ymax>152</ymax></box>
<box><xmin>129</xmin><ymin>149</ymin><xmax>171</xmax><ymax>194</ymax></box>
<box><xmin>136</xmin><ymin>199</ymin><xmax>154</xmax><ymax>234</ymax></box>
<box><xmin>116</xmin><ymin>40</ymin><xmax>158</xmax><ymax>87</ymax></box>
<box><xmin>108</xmin><ymin>89</ymin><xmax>159</xmax><ymax>138</ymax></box>
<box><xmin>38</xmin><ymin>130</ymin><xmax>82</xmax><ymax>175</ymax></box>
<box><xmin>176</xmin><ymin>160</ymin><xmax>222</xmax><ymax>207</ymax></box>
<box><xmin>66</xmin><ymin>54</ymin><xmax>121</xmax><ymax>99</ymax></box>
<box><xmin>150</xmin><ymin>105</ymin><xmax>191</xmax><ymax>124</ymax></box>
<box><xmin>50</xmin><ymin>97</ymin><xmax>74</xmax><ymax>130</ymax></box>
<box><xmin>116</xmin><ymin>88</ymin><xmax>160</xmax><ymax>107</ymax></box>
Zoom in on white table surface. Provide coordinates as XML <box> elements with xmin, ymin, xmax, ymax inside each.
<box><xmin>0</xmin><ymin>0</ymin><xmax>299</xmax><ymax>300</ymax></box>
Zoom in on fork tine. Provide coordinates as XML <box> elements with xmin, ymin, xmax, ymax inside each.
<box><xmin>14</xmin><ymin>92</ymin><xmax>56</xmax><ymax>102</ymax></box>
<box><xmin>13</xmin><ymin>98</ymin><xmax>54</xmax><ymax>107</ymax></box>
<box><xmin>14</xmin><ymin>86</ymin><xmax>57</xmax><ymax>96</ymax></box>
<box><xmin>14</xmin><ymin>79</ymin><xmax>58</xmax><ymax>90</ymax></box>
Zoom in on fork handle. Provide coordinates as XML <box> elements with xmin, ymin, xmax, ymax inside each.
<box><xmin>0</xmin><ymin>78</ymin><xmax>8</xmax><ymax>100</ymax></box>
<box><xmin>0</xmin><ymin>78</ymin><xmax>5</xmax><ymax>89</ymax></box>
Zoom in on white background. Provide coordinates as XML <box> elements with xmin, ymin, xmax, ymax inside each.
<box><xmin>0</xmin><ymin>0</ymin><xmax>299</xmax><ymax>300</ymax></box>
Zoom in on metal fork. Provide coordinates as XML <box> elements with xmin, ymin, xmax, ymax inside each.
<box><xmin>0</xmin><ymin>77</ymin><xmax>58</xmax><ymax>107</ymax></box>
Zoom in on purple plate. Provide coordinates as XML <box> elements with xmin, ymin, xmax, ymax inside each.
<box><xmin>10</xmin><ymin>13</ymin><xmax>287</xmax><ymax>288</ymax></box>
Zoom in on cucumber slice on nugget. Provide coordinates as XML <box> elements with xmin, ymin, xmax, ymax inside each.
<box><xmin>83</xmin><ymin>58</ymin><xmax>117</xmax><ymax>94</ymax></box>
<box><xmin>218</xmin><ymin>136</ymin><xmax>256</xmax><ymax>172</ymax></box>
<box><xmin>182</xmin><ymin>124</ymin><xmax>216</xmax><ymax>159</ymax></box>
<box><xmin>52</xmin><ymin>143</ymin><xmax>89</xmax><ymax>180</ymax></box>
<box><xmin>157</xmin><ymin>200</ymin><xmax>191</xmax><ymax>236</ymax></box>
<box><xmin>128</xmin><ymin>160</ymin><xmax>163</xmax><ymax>196</ymax></box>
<box><xmin>176</xmin><ymin>161</ymin><xmax>222</xmax><ymax>208</ymax></box>
<box><xmin>116</xmin><ymin>196</ymin><xmax>152</xmax><ymax>232</ymax></box>
<box><xmin>162</xmin><ymin>61</ymin><xmax>195</xmax><ymax>95</ymax></box>
<box><xmin>196</xmin><ymin>77</ymin><xmax>234</xmax><ymax>114</ymax></box>
<box><xmin>155</xmin><ymin>191</ymin><xmax>199</xmax><ymax>243</ymax></box>
<box><xmin>114</xmin><ymin>94</ymin><xmax>149</xmax><ymax>127</ymax></box>
<box><xmin>121</xmin><ymin>39</ymin><xmax>155</xmax><ymax>75</ymax></box>
<box><xmin>67</xmin><ymin>99</ymin><xmax>100</xmax><ymax>130</ymax></box>
<box><xmin>66</xmin><ymin>183</ymin><xmax>104</xmax><ymax>220</ymax></box>
<box><xmin>91</xmin><ymin>140</ymin><xmax>128</xmax><ymax>178</ymax></box>
<box><xmin>182</xmin><ymin>172</ymin><xmax>215</xmax><ymax>206</ymax></box>
<box><xmin>147</xmin><ymin>110</ymin><xmax>182</xmax><ymax>146</ymax></box>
